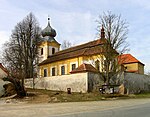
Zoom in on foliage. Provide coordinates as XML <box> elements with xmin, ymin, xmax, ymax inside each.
<box><xmin>2</xmin><ymin>77</ymin><xmax>26</xmax><ymax>97</ymax></box>
<box><xmin>2</xmin><ymin>13</ymin><xmax>41</xmax><ymax>86</ymax></box>
<box><xmin>95</xmin><ymin>11</ymin><xmax>129</xmax><ymax>85</ymax></box>
<box><xmin>61</xmin><ymin>40</ymin><xmax>73</xmax><ymax>50</ymax></box>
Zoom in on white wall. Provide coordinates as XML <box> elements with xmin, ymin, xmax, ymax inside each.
<box><xmin>25</xmin><ymin>73</ymin><xmax>88</xmax><ymax>93</ymax></box>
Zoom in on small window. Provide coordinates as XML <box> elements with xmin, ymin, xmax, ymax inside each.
<box><xmin>95</xmin><ymin>60</ymin><xmax>100</xmax><ymax>70</ymax></box>
<box><xmin>104</xmin><ymin>60</ymin><xmax>107</xmax><ymax>71</ymax></box>
<box><xmin>52</xmin><ymin>48</ymin><xmax>55</xmax><ymax>54</ymax></box>
<box><xmin>44</xmin><ymin>69</ymin><xmax>47</xmax><ymax>77</ymax></box>
<box><xmin>72</xmin><ymin>64</ymin><xmax>76</xmax><ymax>71</ymax></box>
<box><xmin>61</xmin><ymin>66</ymin><xmax>65</xmax><ymax>75</ymax></box>
<box><xmin>52</xmin><ymin>67</ymin><xmax>55</xmax><ymax>76</ymax></box>
<box><xmin>41</xmin><ymin>48</ymin><xmax>43</xmax><ymax>55</ymax></box>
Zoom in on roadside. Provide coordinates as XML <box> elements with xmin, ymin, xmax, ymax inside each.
<box><xmin>1</xmin><ymin>88</ymin><xmax>150</xmax><ymax>104</ymax></box>
<box><xmin>0</xmin><ymin>98</ymin><xmax>150</xmax><ymax>117</ymax></box>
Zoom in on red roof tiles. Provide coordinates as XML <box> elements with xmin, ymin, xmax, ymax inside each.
<box><xmin>39</xmin><ymin>39</ymin><xmax>107</xmax><ymax>66</ymax></box>
<box><xmin>70</xmin><ymin>63</ymin><xmax>99</xmax><ymax>74</ymax></box>
<box><xmin>118</xmin><ymin>54</ymin><xmax>144</xmax><ymax>65</ymax></box>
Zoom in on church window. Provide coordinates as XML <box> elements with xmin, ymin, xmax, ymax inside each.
<box><xmin>72</xmin><ymin>64</ymin><xmax>76</xmax><ymax>71</ymax></box>
<box><xmin>95</xmin><ymin>60</ymin><xmax>100</xmax><ymax>70</ymax></box>
<box><xmin>52</xmin><ymin>48</ymin><xmax>55</xmax><ymax>54</ymax></box>
<box><xmin>44</xmin><ymin>69</ymin><xmax>47</xmax><ymax>77</ymax></box>
<box><xmin>61</xmin><ymin>66</ymin><xmax>65</xmax><ymax>75</ymax></box>
<box><xmin>52</xmin><ymin>67</ymin><xmax>55</xmax><ymax>76</ymax></box>
<box><xmin>41</xmin><ymin>48</ymin><xmax>43</xmax><ymax>55</ymax></box>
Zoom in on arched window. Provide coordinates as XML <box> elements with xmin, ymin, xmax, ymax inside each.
<box><xmin>52</xmin><ymin>48</ymin><xmax>55</xmax><ymax>54</ymax></box>
<box><xmin>95</xmin><ymin>60</ymin><xmax>100</xmax><ymax>71</ymax></box>
<box><xmin>41</xmin><ymin>48</ymin><xmax>43</xmax><ymax>55</ymax></box>
<box><xmin>71</xmin><ymin>64</ymin><xmax>76</xmax><ymax>71</ymax></box>
<box><xmin>44</xmin><ymin>69</ymin><xmax>47</xmax><ymax>77</ymax></box>
<box><xmin>52</xmin><ymin>67</ymin><xmax>55</xmax><ymax>76</ymax></box>
<box><xmin>61</xmin><ymin>66</ymin><xmax>65</xmax><ymax>75</ymax></box>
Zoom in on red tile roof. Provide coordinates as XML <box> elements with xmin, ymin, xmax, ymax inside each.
<box><xmin>70</xmin><ymin>63</ymin><xmax>99</xmax><ymax>74</ymax></box>
<box><xmin>118</xmin><ymin>54</ymin><xmax>144</xmax><ymax>65</ymax></box>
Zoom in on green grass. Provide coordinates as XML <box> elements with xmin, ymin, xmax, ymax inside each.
<box><xmin>133</xmin><ymin>93</ymin><xmax>150</xmax><ymax>98</ymax></box>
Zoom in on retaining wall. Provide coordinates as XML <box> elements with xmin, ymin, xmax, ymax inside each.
<box><xmin>124</xmin><ymin>73</ymin><xmax>150</xmax><ymax>94</ymax></box>
<box><xmin>25</xmin><ymin>73</ymin><xmax>88</xmax><ymax>93</ymax></box>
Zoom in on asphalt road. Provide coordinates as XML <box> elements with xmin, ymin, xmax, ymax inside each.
<box><xmin>0</xmin><ymin>98</ymin><xmax>150</xmax><ymax>117</ymax></box>
<box><xmin>57</xmin><ymin>101</ymin><xmax>150</xmax><ymax>117</ymax></box>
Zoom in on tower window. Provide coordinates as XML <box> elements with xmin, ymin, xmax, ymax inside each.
<box><xmin>44</xmin><ymin>69</ymin><xmax>47</xmax><ymax>77</ymax></box>
<box><xmin>95</xmin><ymin>60</ymin><xmax>100</xmax><ymax>70</ymax></box>
<box><xmin>61</xmin><ymin>66</ymin><xmax>65</xmax><ymax>75</ymax></box>
<box><xmin>52</xmin><ymin>48</ymin><xmax>55</xmax><ymax>54</ymax></box>
<box><xmin>41</xmin><ymin>48</ymin><xmax>43</xmax><ymax>55</ymax></box>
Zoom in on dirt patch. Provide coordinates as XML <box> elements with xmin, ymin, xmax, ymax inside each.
<box><xmin>1</xmin><ymin>88</ymin><xmax>132</xmax><ymax>104</ymax></box>
<box><xmin>23</xmin><ymin>88</ymin><xmax>103</xmax><ymax>103</ymax></box>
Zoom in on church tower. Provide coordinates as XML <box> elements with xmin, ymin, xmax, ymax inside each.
<box><xmin>38</xmin><ymin>18</ymin><xmax>60</xmax><ymax>63</ymax></box>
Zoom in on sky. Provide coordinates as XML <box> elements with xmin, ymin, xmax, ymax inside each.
<box><xmin>0</xmin><ymin>0</ymin><xmax>150</xmax><ymax>73</ymax></box>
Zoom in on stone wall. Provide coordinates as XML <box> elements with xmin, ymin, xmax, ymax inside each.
<box><xmin>124</xmin><ymin>73</ymin><xmax>150</xmax><ymax>94</ymax></box>
<box><xmin>88</xmin><ymin>72</ymin><xmax>103</xmax><ymax>92</ymax></box>
<box><xmin>25</xmin><ymin>73</ymin><xmax>88</xmax><ymax>93</ymax></box>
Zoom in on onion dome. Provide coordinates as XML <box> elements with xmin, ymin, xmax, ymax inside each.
<box><xmin>41</xmin><ymin>18</ymin><xmax>56</xmax><ymax>37</ymax></box>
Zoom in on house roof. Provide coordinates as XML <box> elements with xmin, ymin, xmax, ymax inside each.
<box><xmin>39</xmin><ymin>39</ymin><xmax>107</xmax><ymax>66</ymax></box>
<box><xmin>118</xmin><ymin>54</ymin><xmax>144</xmax><ymax>65</ymax></box>
<box><xmin>0</xmin><ymin>63</ymin><xmax>8</xmax><ymax>75</ymax></box>
<box><xmin>70</xmin><ymin>63</ymin><xmax>99</xmax><ymax>74</ymax></box>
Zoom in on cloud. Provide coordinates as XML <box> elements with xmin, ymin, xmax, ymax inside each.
<box><xmin>0</xmin><ymin>0</ymin><xmax>150</xmax><ymax>72</ymax></box>
<box><xmin>35</xmin><ymin>9</ymin><xmax>97</xmax><ymax>44</ymax></box>
<box><xmin>0</xmin><ymin>31</ymin><xmax>10</xmax><ymax>51</ymax></box>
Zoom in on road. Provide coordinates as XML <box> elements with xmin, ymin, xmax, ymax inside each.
<box><xmin>0</xmin><ymin>98</ymin><xmax>150</xmax><ymax>117</ymax></box>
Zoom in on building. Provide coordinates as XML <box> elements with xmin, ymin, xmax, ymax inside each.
<box><xmin>118</xmin><ymin>54</ymin><xmax>144</xmax><ymax>74</ymax></box>
<box><xmin>25</xmin><ymin>18</ymin><xmax>146</xmax><ymax>93</ymax></box>
<box><xmin>38</xmin><ymin>18</ymin><xmax>107</xmax><ymax>77</ymax></box>
<box><xmin>0</xmin><ymin>63</ymin><xmax>9</xmax><ymax>97</ymax></box>
<box><xmin>38</xmin><ymin>18</ymin><xmax>145</xmax><ymax>77</ymax></box>
<box><xmin>0</xmin><ymin>63</ymin><xmax>8</xmax><ymax>79</ymax></box>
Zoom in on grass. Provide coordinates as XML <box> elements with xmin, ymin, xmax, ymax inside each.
<box><xmin>25</xmin><ymin>88</ymin><xmax>150</xmax><ymax>103</ymax></box>
<box><xmin>26</xmin><ymin>88</ymin><xmax>104</xmax><ymax>102</ymax></box>
<box><xmin>26</xmin><ymin>88</ymin><xmax>132</xmax><ymax>103</ymax></box>
<box><xmin>132</xmin><ymin>93</ymin><xmax>150</xmax><ymax>98</ymax></box>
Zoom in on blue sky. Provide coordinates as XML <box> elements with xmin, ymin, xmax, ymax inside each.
<box><xmin>0</xmin><ymin>0</ymin><xmax>150</xmax><ymax>73</ymax></box>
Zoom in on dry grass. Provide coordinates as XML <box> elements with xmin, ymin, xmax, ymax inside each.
<box><xmin>25</xmin><ymin>88</ymin><xmax>131</xmax><ymax>103</ymax></box>
<box><xmin>2</xmin><ymin>89</ymin><xmax>150</xmax><ymax>104</ymax></box>
<box><xmin>16</xmin><ymin>89</ymin><xmax>150</xmax><ymax>104</ymax></box>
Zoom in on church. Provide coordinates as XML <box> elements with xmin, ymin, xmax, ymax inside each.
<box><xmin>25</xmin><ymin>18</ymin><xmax>145</xmax><ymax>93</ymax></box>
<box><xmin>38</xmin><ymin>18</ymin><xmax>108</xmax><ymax>78</ymax></box>
<box><xmin>38</xmin><ymin>18</ymin><xmax>145</xmax><ymax>78</ymax></box>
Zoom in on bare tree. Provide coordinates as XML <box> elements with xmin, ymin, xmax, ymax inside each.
<box><xmin>96</xmin><ymin>11</ymin><xmax>129</xmax><ymax>85</ymax></box>
<box><xmin>61</xmin><ymin>40</ymin><xmax>73</xmax><ymax>50</ymax></box>
<box><xmin>2</xmin><ymin>13</ymin><xmax>41</xmax><ymax>89</ymax></box>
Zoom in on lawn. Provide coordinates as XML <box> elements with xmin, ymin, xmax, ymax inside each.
<box><xmin>26</xmin><ymin>88</ymin><xmax>104</xmax><ymax>103</ymax></box>
<box><xmin>25</xmin><ymin>88</ymin><xmax>145</xmax><ymax>103</ymax></box>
